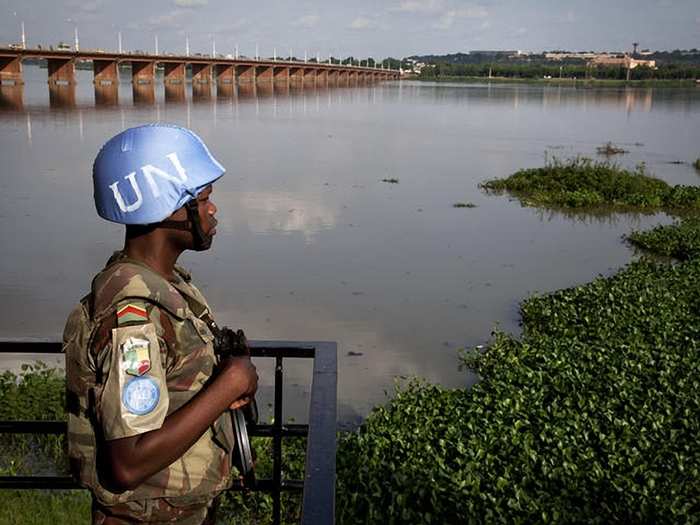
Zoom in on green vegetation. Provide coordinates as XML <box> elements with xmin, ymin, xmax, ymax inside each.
<box><xmin>694</xmin><ymin>159</ymin><xmax>700</xmax><ymax>171</ymax></box>
<box><xmin>0</xmin><ymin>490</ymin><xmax>91</xmax><ymax>524</ymax></box>
<box><xmin>381</xmin><ymin>177</ymin><xmax>399</xmax><ymax>184</ymax></box>
<box><xmin>337</xmin><ymin>223</ymin><xmax>700</xmax><ymax>522</ymax></box>
<box><xmin>596</xmin><ymin>142</ymin><xmax>628</xmax><ymax>156</ymax></box>
<box><xmin>453</xmin><ymin>202</ymin><xmax>477</xmax><ymax>208</ymax></box>
<box><xmin>0</xmin><ymin>363</ymin><xmax>66</xmax><ymax>476</ymax></box>
<box><xmin>481</xmin><ymin>157</ymin><xmax>700</xmax><ymax>212</ymax></box>
<box><xmin>628</xmin><ymin>218</ymin><xmax>700</xmax><ymax>260</ymax></box>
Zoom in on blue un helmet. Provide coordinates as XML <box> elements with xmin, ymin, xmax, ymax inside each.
<box><xmin>93</xmin><ymin>123</ymin><xmax>225</xmax><ymax>225</ymax></box>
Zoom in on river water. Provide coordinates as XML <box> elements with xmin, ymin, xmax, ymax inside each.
<box><xmin>1</xmin><ymin>66</ymin><xmax>699</xmax><ymax>425</ymax></box>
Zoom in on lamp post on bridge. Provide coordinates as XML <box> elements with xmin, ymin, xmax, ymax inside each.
<box><xmin>117</xmin><ymin>31</ymin><xmax>122</xmax><ymax>53</ymax></box>
<box><xmin>154</xmin><ymin>35</ymin><xmax>158</xmax><ymax>55</ymax></box>
<box><xmin>185</xmin><ymin>36</ymin><xmax>190</xmax><ymax>57</ymax></box>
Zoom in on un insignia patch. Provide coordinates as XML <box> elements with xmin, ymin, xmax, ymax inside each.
<box><xmin>122</xmin><ymin>376</ymin><xmax>160</xmax><ymax>415</ymax></box>
<box><xmin>121</xmin><ymin>336</ymin><xmax>151</xmax><ymax>376</ymax></box>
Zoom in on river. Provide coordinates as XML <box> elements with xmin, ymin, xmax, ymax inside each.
<box><xmin>1</xmin><ymin>65</ymin><xmax>699</xmax><ymax>425</ymax></box>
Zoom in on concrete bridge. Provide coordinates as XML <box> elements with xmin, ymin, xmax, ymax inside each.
<box><xmin>0</xmin><ymin>48</ymin><xmax>399</xmax><ymax>89</ymax></box>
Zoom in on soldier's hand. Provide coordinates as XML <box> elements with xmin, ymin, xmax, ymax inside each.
<box><xmin>218</xmin><ymin>355</ymin><xmax>258</xmax><ymax>403</ymax></box>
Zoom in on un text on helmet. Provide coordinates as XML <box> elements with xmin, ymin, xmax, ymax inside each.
<box><xmin>109</xmin><ymin>153</ymin><xmax>188</xmax><ymax>213</ymax></box>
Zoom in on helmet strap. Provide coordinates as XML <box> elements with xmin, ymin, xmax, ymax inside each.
<box><xmin>157</xmin><ymin>200</ymin><xmax>213</xmax><ymax>251</ymax></box>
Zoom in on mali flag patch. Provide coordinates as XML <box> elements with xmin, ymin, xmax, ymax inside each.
<box><xmin>117</xmin><ymin>303</ymin><xmax>149</xmax><ymax>326</ymax></box>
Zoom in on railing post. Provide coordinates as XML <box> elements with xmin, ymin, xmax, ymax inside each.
<box><xmin>273</xmin><ymin>355</ymin><xmax>284</xmax><ymax>525</ymax></box>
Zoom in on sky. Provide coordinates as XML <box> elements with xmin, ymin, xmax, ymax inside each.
<box><xmin>0</xmin><ymin>0</ymin><xmax>698</xmax><ymax>59</ymax></box>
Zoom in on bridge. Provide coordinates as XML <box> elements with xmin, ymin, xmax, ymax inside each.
<box><xmin>0</xmin><ymin>48</ymin><xmax>399</xmax><ymax>90</ymax></box>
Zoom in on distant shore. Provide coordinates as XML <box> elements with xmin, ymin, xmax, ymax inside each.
<box><xmin>410</xmin><ymin>75</ymin><xmax>699</xmax><ymax>88</ymax></box>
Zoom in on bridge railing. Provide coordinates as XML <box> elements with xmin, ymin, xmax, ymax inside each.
<box><xmin>0</xmin><ymin>339</ymin><xmax>337</xmax><ymax>525</ymax></box>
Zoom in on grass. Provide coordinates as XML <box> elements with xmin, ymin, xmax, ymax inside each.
<box><xmin>596</xmin><ymin>142</ymin><xmax>628</xmax><ymax>156</ymax></box>
<box><xmin>480</xmin><ymin>157</ymin><xmax>700</xmax><ymax>213</ymax></box>
<box><xmin>453</xmin><ymin>202</ymin><xmax>477</xmax><ymax>208</ymax></box>
<box><xmin>0</xmin><ymin>490</ymin><xmax>91</xmax><ymax>524</ymax></box>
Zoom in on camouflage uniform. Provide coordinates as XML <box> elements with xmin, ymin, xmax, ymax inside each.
<box><xmin>64</xmin><ymin>252</ymin><xmax>235</xmax><ymax>524</ymax></box>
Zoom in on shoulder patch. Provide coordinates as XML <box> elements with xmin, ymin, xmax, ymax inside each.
<box><xmin>117</xmin><ymin>303</ymin><xmax>149</xmax><ymax>326</ymax></box>
<box><xmin>120</xmin><ymin>335</ymin><xmax>152</xmax><ymax>376</ymax></box>
<box><xmin>122</xmin><ymin>376</ymin><xmax>160</xmax><ymax>415</ymax></box>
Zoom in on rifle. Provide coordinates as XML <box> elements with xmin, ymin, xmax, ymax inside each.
<box><xmin>211</xmin><ymin>325</ymin><xmax>258</xmax><ymax>489</ymax></box>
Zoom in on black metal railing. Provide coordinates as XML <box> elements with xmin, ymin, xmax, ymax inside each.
<box><xmin>0</xmin><ymin>340</ymin><xmax>337</xmax><ymax>525</ymax></box>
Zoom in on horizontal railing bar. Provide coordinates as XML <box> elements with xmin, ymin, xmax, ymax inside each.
<box><xmin>0</xmin><ymin>421</ymin><xmax>66</xmax><ymax>434</ymax></box>
<box><xmin>0</xmin><ymin>340</ymin><xmax>325</xmax><ymax>359</ymax></box>
<box><xmin>0</xmin><ymin>420</ymin><xmax>309</xmax><ymax>438</ymax></box>
<box><xmin>0</xmin><ymin>476</ymin><xmax>305</xmax><ymax>492</ymax></box>
<box><xmin>0</xmin><ymin>476</ymin><xmax>80</xmax><ymax>489</ymax></box>
<box><xmin>251</xmin><ymin>424</ymin><xmax>308</xmax><ymax>438</ymax></box>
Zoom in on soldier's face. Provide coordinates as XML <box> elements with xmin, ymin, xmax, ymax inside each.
<box><xmin>196</xmin><ymin>185</ymin><xmax>218</xmax><ymax>238</ymax></box>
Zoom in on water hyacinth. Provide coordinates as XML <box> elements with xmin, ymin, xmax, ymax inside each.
<box><xmin>480</xmin><ymin>157</ymin><xmax>700</xmax><ymax>213</ymax></box>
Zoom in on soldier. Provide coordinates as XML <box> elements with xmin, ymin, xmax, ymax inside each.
<box><xmin>63</xmin><ymin>123</ymin><xmax>258</xmax><ymax>524</ymax></box>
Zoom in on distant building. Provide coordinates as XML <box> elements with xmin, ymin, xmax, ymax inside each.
<box><xmin>592</xmin><ymin>55</ymin><xmax>656</xmax><ymax>69</ymax></box>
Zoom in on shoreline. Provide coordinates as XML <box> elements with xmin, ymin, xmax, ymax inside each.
<box><xmin>409</xmin><ymin>75</ymin><xmax>699</xmax><ymax>88</ymax></box>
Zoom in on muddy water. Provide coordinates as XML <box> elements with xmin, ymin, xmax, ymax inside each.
<box><xmin>1</xmin><ymin>66</ymin><xmax>699</xmax><ymax>424</ymax></box>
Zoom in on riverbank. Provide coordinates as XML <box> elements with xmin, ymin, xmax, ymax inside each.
<box><xmin>415</xmin><ymin>75</ymin><xmax>699</xmax><ymax>88</ymax></box>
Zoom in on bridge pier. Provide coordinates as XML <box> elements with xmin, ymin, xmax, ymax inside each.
<box><xmin>193</xmin><ymin>81</ymin><xmax>211</xmax><ymax>101</ymax></box>
<box><xmin>132</xmin><ymin>83</ymin><xmax>155</xmax><ymax>104</ymax></box>
<box><xmin>47</xmin><ymin>58</ymin><xmax>75</xmax><ymax>85</ymax></box>
<box><xmin>236</xmin><ymin>65</ymin><xmax>255</xmax><ymax>83</ymax></box>
<box><xmin>192</xmin><ymin>63</ymin><xmax>212</xmax><ymax>84</ymax></box>
<box><xmin>273</xmin><ymin>66</ymin><xmax>289</xmax><ymax>83</ymax></box>
<box><xmin>94</xmin><ymin>83</ymin><xmax>118</xmax><ymax>106</ymax></box>
<box><xmin>165</xmin><ymin>82</ymin><xmax>185</xmax><ymax>103</ymax></box>
<box><xmin>131</xmin><ymin>61</ymin><xmax>155</xmax><ymax>84</ymax></box>
<box><xmin>328</xmin><ymin>70</ymin><xmax>338</xmax><ymax>87</ymax></box>
<box><xmin>0</xmin><ymin>56</ymin><xmax>23</xmax><ymax>85</ymax></box>
<box><xmin>303</xmin><ymin>69</ymin><xmax>316</xmax><ymax>88</ymax></box>
<box><xmin>217</xmin><ymin>82</ymin><xmax>235</xmax><ymax>98</ymax></box>
<box><xmin>317</xmin><ymin>69</ymin><xmax>328</xmax><ymax>88</ymax></box>
<box><xmin>338</xmin><ymin>70</ymin><xmax>348</xmax><ymax>87</ymax></box>
<box><xmin>49</xmin><ymin>83</ymin><xmax>76</xmax><ymax>107</ymax></box>
<box><xmin>93</xmin><ymin>60</ymin><xmax>118</xmax><ymax>85</ymax></box>
<box><xmin>290</xmin><ymin>67</ymin><xmax>304</xmax><ymax>84</ymax></box>
<box><xmin>256</xmin><ymin>66</ymin><xmax>274</xmax><ymax>83</ymax></box>
<box><xmin>0</xmin><ymin>84</ymin><xmax>23</xmax><ymax>109</ymax></box>
<box><xmin>164</xmin><ymin>63</ymin><xmax>185</xmax><ymax>84</ymax></box>
<box><xmin>215</xmin><ymin>64</ymin><xmax>235</xmax><ymax>85</ymax></box>
<box><xmin>238</xmin><ymin>81</ymin><xmax>256</xmax><ymax>97</ymax></box>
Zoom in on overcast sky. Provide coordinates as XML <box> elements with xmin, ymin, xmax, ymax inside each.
<box><xmin>1</xmin><ymin>0</ymin><xmax>698</xmax><ymax>59</ymax></box>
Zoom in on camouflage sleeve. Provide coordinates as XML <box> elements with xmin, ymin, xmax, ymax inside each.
<box><xmin>92</xmin><ymin>301</ymin><xmax>171</xmax><ymax>440</ymax></box>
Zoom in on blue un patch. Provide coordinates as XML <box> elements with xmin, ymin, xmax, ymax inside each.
<box><xmin>122</xmin><ymin>376</ymin><xmax>160</xmax><ymax>415</ymax></box>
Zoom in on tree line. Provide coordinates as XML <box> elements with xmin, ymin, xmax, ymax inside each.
<box><xmin>418</xmin><ymin>62</ymin><xmax>700</xmax><ymax>81</ymax></box>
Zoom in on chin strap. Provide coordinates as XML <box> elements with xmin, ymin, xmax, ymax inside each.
<box><xmin>157</xmin><ymin>200</ymin><xmax>213</xmax><ymax>251</ymax></box>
